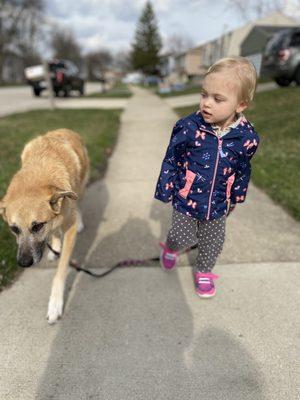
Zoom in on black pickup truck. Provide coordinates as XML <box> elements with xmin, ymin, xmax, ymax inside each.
<box><xmin>25</xmin><ymin>59</ymin><xmax>85</xmax><ymax>97</ymax></box>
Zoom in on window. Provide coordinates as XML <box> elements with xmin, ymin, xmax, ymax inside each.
<box><xmin>49</xmin><ymin>62</ymin><xmax>65</xmax><ymax>71</ymax></box>
<box><xmin>265</xmin><ymin>31</ymin><xmax>289</xmax><ymax>53</ymax></box>
<box><xmin>65</xmin><ymin>61</ymin><xmax>79</xmax><ymax>75</ymax></box>
<box><xmin>290</xmin><ymin>31</ymin><xmax>300</xmax><ymax>47</ymax></box>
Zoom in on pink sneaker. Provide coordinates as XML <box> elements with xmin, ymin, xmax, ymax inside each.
<box><xmin>159</xmin><ymin>242</ymin><xmax>179</xmax><ymax>271</ymax></box>
<box><xmin>194</xmin><ymin>272</ymin><xmax>219</xmax><ymax>298</ymax></box>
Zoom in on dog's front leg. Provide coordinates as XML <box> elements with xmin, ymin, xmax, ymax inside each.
<box><xmin>47</xmin><ymin>220</ymin><xmax>77</xmax><ymax>324</ymax></box>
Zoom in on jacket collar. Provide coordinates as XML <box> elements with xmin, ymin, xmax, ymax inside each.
<box><xmin>191</xmin><ymin>110</ymin><xmax>255</xmax><ymax>139</ymax></box>
<box><xmin>211</xmin><ymin>113</ymin><xmax>244</xmax><ymax>136</ymax></box>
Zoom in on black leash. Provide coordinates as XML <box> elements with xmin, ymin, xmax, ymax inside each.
<box><xmin>47</xmin><ymin>243</ymin><xmax>198</xmax><ymax>279</ymax></box>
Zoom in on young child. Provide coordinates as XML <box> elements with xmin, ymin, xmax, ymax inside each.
<box><xmin>154</xmin><ymin>56</ymin><xmax>260</xmax><ymax>298</ymax></box>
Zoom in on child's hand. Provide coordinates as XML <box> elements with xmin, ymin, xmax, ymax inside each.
<box><xmin>227</xmin><ymin>204</ymin><xmax>236</xmax><ymax>216</ymax></box>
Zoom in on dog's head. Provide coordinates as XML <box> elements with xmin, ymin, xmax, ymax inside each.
<box><xmin>0</xmin><ymin>186</ymin><xmax>77</xmax><ymax>268</ymax></box>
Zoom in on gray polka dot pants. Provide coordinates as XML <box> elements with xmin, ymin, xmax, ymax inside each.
<box><xmin>166</xmin><ymin>209</ymin><xmax>226</xmax><ymax>273</ymax></box>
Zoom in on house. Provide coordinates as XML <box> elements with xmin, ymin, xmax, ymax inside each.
<box><xmin>160</xmin><ymin>52</ymin><xmax>176</xmax><ymax>78</ymax></box>
<box><xmin>198</xmin><ymin>11</ymin><xmax>298</xmax><ymax>74</ymax></box>
<box><xmin>161</xmin><ymin>46</ymin><xmax>203</xmax><ymax>84</ymax></box>
<box><xmin>159</xmin><ymin>11</ymin><xmax>298</xmax><ymax>83</ymax></box>
<box><xmin>183</xmin><ymin>45</ymin><xmax>204</xmax><ymax>80</ymax></box>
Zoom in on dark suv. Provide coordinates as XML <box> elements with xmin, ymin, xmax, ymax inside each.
<box><xmin>261</xmin><ymin>27</ymin><xmax>300</xmax><ymax>86</ymax></box>
<box><xmin>27</xmin><ymin>59</ymin><xmax>85</xmax><ymax>97</ymax></box>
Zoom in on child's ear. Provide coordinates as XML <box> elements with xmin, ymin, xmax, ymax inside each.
<box><xmin>236</xmin><ymin>101</ymin><xmax>248</xmax><ymax>114</ymax></box>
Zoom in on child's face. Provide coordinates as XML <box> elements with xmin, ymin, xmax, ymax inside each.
<box><xmin>200</xmin><ymin>72</ymin><xmax>247</xmax><ymax>129</ymax></box>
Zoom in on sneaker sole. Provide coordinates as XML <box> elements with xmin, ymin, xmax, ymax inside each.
<box><xmin>196</xmin><ymin>292</ymin><xmax>216</xmax><ymax>298</ymax></box>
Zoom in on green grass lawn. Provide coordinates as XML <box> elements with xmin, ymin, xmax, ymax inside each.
<box><xmin>158</xmin><ymin>84</ymin><xmax>201</xmax><ymax>98</ymax></box>
<box><xmin>86</xmin><ymin>81</ymin><xmax>132</xmax><ymax>98</ymax></box>
<box><xmin>158</xmin><ymin>78</ymin><xmax>273</xmax><ymax>98</ymax></box>
<box><xmin>0</xmin><ymin>108</ymin><xmax>121</xmax><ymax>288</ymax></box>
<box><xmin>174</xmin><ymin>86</ymin><xmax>300</xmax><ymax>221</ymax></box>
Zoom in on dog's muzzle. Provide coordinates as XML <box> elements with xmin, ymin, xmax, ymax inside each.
<box><xmin>17</xmin><ymin>240</ymin><xmax>46</xmax><ymax>268</ymax></box>
<box><xmin>17</xmin><ymin>253</ymin><xmax>34</xmax><ymax>268</ymax></box>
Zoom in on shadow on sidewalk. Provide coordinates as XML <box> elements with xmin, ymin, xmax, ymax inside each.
<box><xmin>43</xmin><ymin>180</ymin><xmax>109</xmax><ymax>313</ymax></box>
<box><xmin>72</xmin><ymin>180</ymin><xmax>109</xmax><ymax>265</ymax></box>
<box><xmin>35</xmin><ymin>198</ymin><xmax>265</xmax><ymax>400</ymax></box>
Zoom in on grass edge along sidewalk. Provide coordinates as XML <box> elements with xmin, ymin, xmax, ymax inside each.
<box><xmin>86</xmin><ymin>82</ymin><xmax>132</xmax><ymax>98</ymax></box>
<box><xmin>157</xmin><ymin>79</ymin><xmax>273</xmax><ymax>98</ymax></box>
<box><xmin>174</xmin><ymin>86</ymin><xmax>300</xmax><ymax>222</ymax></box>
<box><xmin>0</xmin><ymin>108</ymin><xmax>122</xmax><ymax>289</ymax></box>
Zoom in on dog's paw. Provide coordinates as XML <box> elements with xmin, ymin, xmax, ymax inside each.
<box><xmin>77</xmin><ymin>221</ymin><xmax>84</xmax><ymax>233</ymax></box>
<box><xmin>47</xmin><ymin>297</ymin><xmax>63</xmax><ymax>325</ymax></box>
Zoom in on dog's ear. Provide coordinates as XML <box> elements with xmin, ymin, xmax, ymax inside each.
<box><xmin>50</xmin><ymin>190</ymin><xmax>78</xmax><ymax>214</ymax></box>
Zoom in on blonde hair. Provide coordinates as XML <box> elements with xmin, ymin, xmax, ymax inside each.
<box><xmin>205</xmin><ymin>56</ymin><xmax>257</xmax><ymax>104</ymax></box>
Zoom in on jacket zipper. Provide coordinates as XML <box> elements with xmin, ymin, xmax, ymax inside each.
<box><xmin>206</xmin><ymin>138</ymin><xmax>222</xmax><ymax>220</ymax></box>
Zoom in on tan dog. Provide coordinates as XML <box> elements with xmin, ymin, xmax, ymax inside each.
<box><xmin>0</xmin><ymin>129</ymin><xmax>89</xmax><ymax>324</ymax></box>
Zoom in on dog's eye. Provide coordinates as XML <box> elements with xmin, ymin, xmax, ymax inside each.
<box><xmin>10</xmin><ymin>225</ymin><xmax>21</xmax><ymax>235</ymax></box>
<box><xmin>31</xmin><ymin>222</ymin><xmax>45</xmax><ymax>233</ymax></box>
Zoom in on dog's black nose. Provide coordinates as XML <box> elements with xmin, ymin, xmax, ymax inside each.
<box><xmin>17</xmin><ymin>255</ymin><xmax>34</xmax><ymax>268</ymax></box>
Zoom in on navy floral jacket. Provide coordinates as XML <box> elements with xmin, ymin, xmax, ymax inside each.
<box><xmin>154</xmin><ymin>110</ymin><xmax>260</xmax><ymax>221</ymax></box>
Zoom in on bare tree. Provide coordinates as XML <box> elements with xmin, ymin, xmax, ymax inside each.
<box><xmin>228</xmin><ymin>0</ymin><xmax>300</xmax><ymax>21</ymax></box>
<box><xmin>17</xmin><ymin>0</ymin><xmax>44</xmax><ymax>67</ymax></box>
<box><xmin>51</xmin><ymin>26</ymin><xmax>82</xmax><ymax>67</ymax></box>
<box><xmin>166</xmin><ymin>34</ymin><xmax>195</xmax><ymax>55</ymax></box>
<box><xmin>113</xmin><ymin>50</ymin><xmax>131</xmax><ymax>73</ymax></box>
<box><xmin>0</xmin><ymin>0</ymin><xmax>44</xmax><ymax>82</ymax></box>
<box><xmin>85</xmin><ymin>49</ymin><xmax>113</xmax><ymax>80</ymax></box>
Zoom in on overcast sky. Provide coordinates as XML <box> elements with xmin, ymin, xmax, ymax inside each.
<box><xmin>45</xmin><ymin>0</ymin><xmax>300</xmax><ymax>54</ymax></box>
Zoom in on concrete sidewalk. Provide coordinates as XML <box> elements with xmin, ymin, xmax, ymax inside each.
<box><xmin>0</xmin><ymin>86</ymin><xmax>299</xmax><ymax>400</ymax></box>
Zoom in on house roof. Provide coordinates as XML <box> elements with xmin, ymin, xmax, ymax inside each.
<box><xmin>192</xmin><ymin>11</ymin><xmax>299</xmax><ymax>49</ymax></box>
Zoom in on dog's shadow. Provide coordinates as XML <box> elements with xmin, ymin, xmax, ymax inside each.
<box><xmin>38</xmin><ymin>179</ymin><xmax>109</xmax><ymax>306</ymax></box>
<box><xmin>72</xmin><ymin>180</ymin><xmax>109</xmax><ymax>264</ymax></box>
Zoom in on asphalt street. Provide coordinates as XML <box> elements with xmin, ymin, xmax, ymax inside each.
<box><xmin>0</xmin><ymin>83</ymin><xmax>127</xmax><ymax>117</ymax></box>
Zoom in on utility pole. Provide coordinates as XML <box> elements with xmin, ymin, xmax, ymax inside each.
<box><xmin>43</xmin><ymin>60</ymin><xmax>55</xmax><ymax>110</ymax></box>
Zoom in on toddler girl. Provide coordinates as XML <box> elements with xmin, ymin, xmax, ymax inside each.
<box><xmin>155</xmin><ymin>56</ymin><xmax>260</xmax><ymax>298</ymax></box>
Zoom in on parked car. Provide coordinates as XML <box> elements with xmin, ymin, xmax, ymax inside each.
<box><xmin>24</xmin><ymin>59</ymin><xmax>85</xmax><ymax>97</ymax></box>
<box><xmin>122</xmin><ymin>72</ymin><xmax>144</xmax><ymax>85</ymax></box>
<box><xmin>261</xmin><ymin>27</ymin><xmax>300</xmax><ymax>86</ymax></box>
<box><xmin>143</xmin><ymin>75</ymin><xmax>161</xmax><ymax>86</ymax></box>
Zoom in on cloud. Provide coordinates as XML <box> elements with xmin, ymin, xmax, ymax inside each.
<box><xmin>45</xmin><ymin>0</ymin><xmax>242</xmax><ymax>53</ymax></box>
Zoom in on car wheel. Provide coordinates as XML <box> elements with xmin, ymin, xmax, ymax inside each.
<box><xmin>275</xmin><ymin>77</ymin><xmax>291</xmax><ymax>87</ymax></box>
<box><xmin>294</xmin><ymin>67</ymin><xmax>300</xmax><ymax>86</ymax></box>
<box><xmin>33</xmin><ymin>88</ymin><xmax>41</xmax><ymax>97</ymax></box>
<box><xmin>79</xmin><ymin>85</ymin><xmax>85</xmax><ymax>96</ymax></box>
<box><xmin>64</xmin><ymin>85</ymin><xmax>71</xmax><ymax>97</ymax></box>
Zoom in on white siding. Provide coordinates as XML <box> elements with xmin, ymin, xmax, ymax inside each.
<box><xmin>246</xmin><ymin>53</ymin><xmax>263</xmax><ymax>76</ymax></box>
